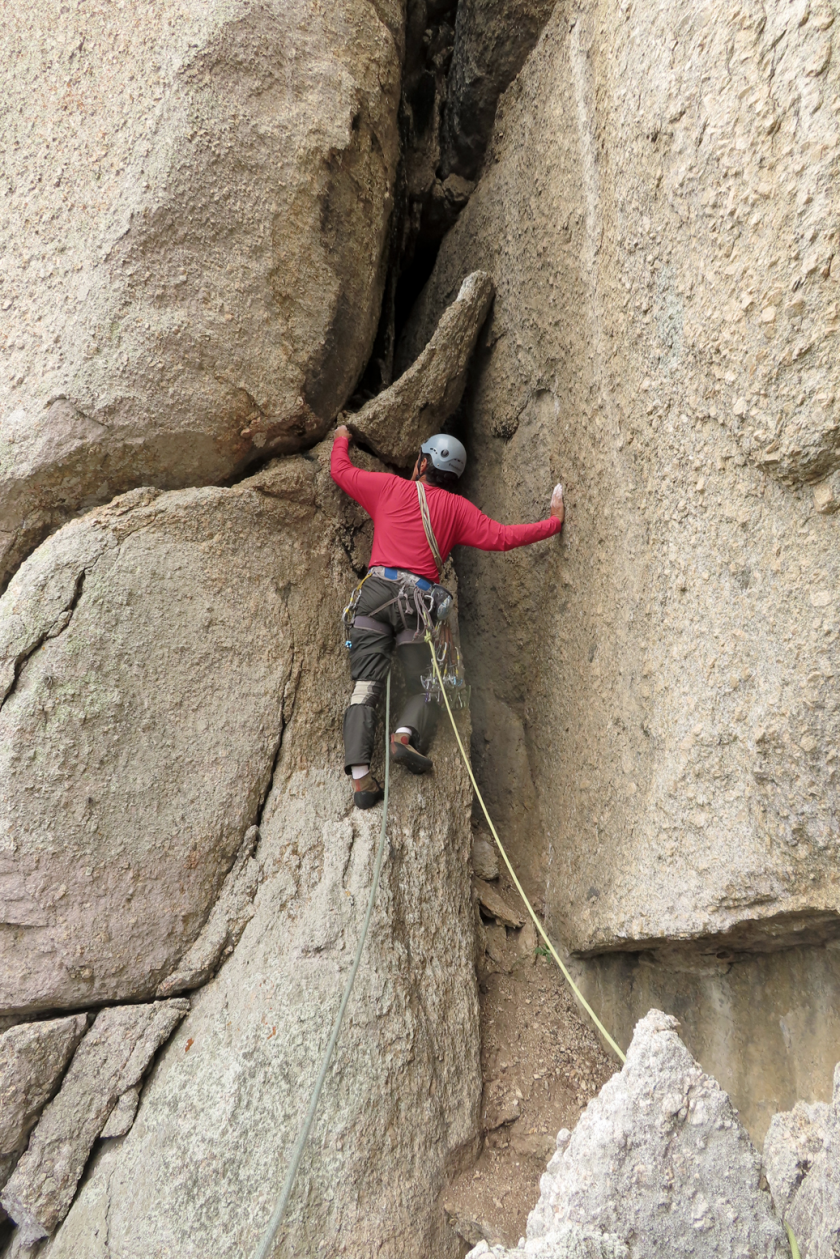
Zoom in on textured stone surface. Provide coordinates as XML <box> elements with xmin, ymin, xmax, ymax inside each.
<box><xmin>0</xmin><ymin>482</ymin><xmax>301</xmax><ymax>1015</ymax></box>
<box><xmin>764</xmin><ymin>1062</ymin><xmax>840</xmax><ymax>1257</ymax></box>
<box><xmin>468</xmin><ymin>1224</ymin><xmax>628</xmax><ymax>1259</ymax></box>
<box><xmin>405</xmin><ymin>0</ymin><xmax>840</xmax><ymax>961</ymax></box>
<box><xmin>472</xmin><ymin>835</ymin><xmax>500</xmax><ymax>880</ymax></box>
<box><xmin>0</xmin><ymin>0</ymin><xmax>404</xmax><ymax>589</ymax></box>
<box><xmin>7</xmin><ymin>445</ymin><xmax>480</xmax><ymax>1258</ymax></box>
<box><xmin>479</xmin><ymin>1012</ymin><xmax>785</xmax><ymax>1259</ymax></box>
<box><xmin>1</xmin><ymin>1000</ymin><xmax>189</xmax><ymax>1244</ymax></box>
<box><xmin>440</xmin><ymin>0</ymin><xmax>557</xmax><ymax>181</ymax></box>
<box><xmin>570</xmin><ymin>942</ymin><xmax>840</xmax><ymax>1142</ymax></box>
<box><xmin>99</xmin><ymin>1088</ymin><xmax>140</xmax><ymax>1140</ymax></box>
<box><xmin>0</xmin><ymin>1016</ymin><xmax>88</xmax><ymax>1180</ymax></box>
<box><xmin>350</xmin><ymin>271</ymin><xmax>494</xmax><ymax>466</ymax></box>
<box><xmin>156</xmin><ymin>824</ymin><xmax>260</xmax><ymax>997</ymax></box>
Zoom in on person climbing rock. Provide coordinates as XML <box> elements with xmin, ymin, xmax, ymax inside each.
<box><xmin>331</xmin><ymin>424</ymin><xmax>565</xmax><ymax>808</ymax></box>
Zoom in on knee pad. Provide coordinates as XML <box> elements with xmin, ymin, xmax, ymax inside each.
<box><xmin>349</xmin><ymin>679</ymin><xmax>383</xmax><ymax>708</ymax></box>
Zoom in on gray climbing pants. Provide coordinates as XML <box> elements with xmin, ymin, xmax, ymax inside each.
<box><xmin>343</xmin><ymin>575</ymin><xmax>439</xmax><ymax>772</ymax></box>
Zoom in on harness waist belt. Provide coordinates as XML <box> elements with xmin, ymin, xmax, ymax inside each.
<box><xmin>368</xmin><ymin>565</ymin><xmax>434</xmax><ymax>592</ymax></box>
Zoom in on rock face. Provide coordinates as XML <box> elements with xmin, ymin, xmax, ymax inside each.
<box><xmin>469</xmin><ymin>1224</ymin><xmax>628</xmax><ymax>1259</ymax></box>
<box><xmin>0</xmin><ymin>1016</ymin><xmax>88</xmax><ymax>1195</ymax></box>
<box><xmin>3</xmin><ymin>447</ymin><xmax>480</xmax><ymax>1257</ymax></box>
<box><xmin>440</xmin><ymin>0</ymin><xmax>557</xmax><ymax>181</ymax></box>
<box><xmin>0</xmin><ymin>0</ymin><xmax>404</xmax><ymax>589</ymax></box>
<box><xmin>350</xmin><ymin>271</ymin><xmax>494</xmax><ymax>466</ymax></box>
<box><xmin>764</xmin><ymin>1063</ymin><xmax>840</xmax><ymax>1258</ymax></box>
<box><xmin>155</xmin><ymin>824</ymin><xmax>260</xmax><ymax>998</ymax></box>
<box><xmin>0</xmin><ymin>484</ymin><xmax>297</xmax><ymax>1015</ymax></box>
<box><xmin>1</xmin><ymin>1001</ymin><xmax>189</xmax><ymax>1245</ymax></box>
<box><xmin>470</xmin><ymin>1012</ymin><xmax>786</xmax><ymax>1259</ymax></box>
<box><xmin>405</xmin><ymin>0</ymin><xmax>840</xmax><ymax>959</ymax></box>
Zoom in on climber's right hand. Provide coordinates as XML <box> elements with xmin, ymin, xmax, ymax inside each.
<box><xmin>550</xmin><ymin>483</ymin><xmax>565</xmax><ymax>524</ymax></box>
<box><xmin>334</xmin><ymin>423</ymin><xmax>351</xmax><ymax>441</ymax></box>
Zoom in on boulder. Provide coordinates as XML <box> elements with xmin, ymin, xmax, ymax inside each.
<box><xmin>440</xmin><ymin>0</ymin><xmax>558</xmax><ymax>181</ymax></box>
<box><xmin>471</xmin><ymin>834</ymin><xmax>500</xmax><ymax>880</ymax></box>
<box><xmin>2</xmin><ymin>446</ymin><xmax>480</xmax><ymax>1257</ymax></box>
<box><xmin>403</xmin><ymin>0</ymin><xmax>840</xmax><ymax>962</ymax></box>
<box><xmin>1</xmin><ymin>1000</ymin><xmax>189</xmax><ymax>1245</ymax></box>
<box><xmin>472</xmin><ymin>1012</ymin><xmax>786</xmax><ymax>1259</ymax></box>
<box><xmin>0</xmin><ymin>1015</ymin><xmax>88</xmax><ymax>1191</ymax></box>
<box><xmin>0</xmin><ymin>483</ymin><xmax>300</xmax><ymax>1015</ymax></box>
<box><xmin>348</xmin><ymin>271</ymin><xmax>494</xmax><ymax>466</ymax></box>
<box><xmin>764</xmin><ymin>1062</ymin><xmax>840</xmax><ymax>1258</ymax></box>
<box><xmin>0</xmin><ymin>0</ymin><xmax>404</xmax><ymax>589</ymax></box>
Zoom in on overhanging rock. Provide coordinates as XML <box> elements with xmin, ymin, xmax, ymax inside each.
<box><xmin>348</xmin><ymin>271</ymin><xmax>494</xmax><ymax>467</ymax></box>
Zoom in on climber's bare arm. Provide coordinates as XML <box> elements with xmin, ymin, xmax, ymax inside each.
<box><xmin>550</xmin><ymin>482</ymin><xmax>565</xmax><ymax>526</ymax></box>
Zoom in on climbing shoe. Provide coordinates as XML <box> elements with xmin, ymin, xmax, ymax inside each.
<box><xmin>390</xmin><ymin>731</ymin><xmax>433</xmax><ymax>775</ymax></box>
<box><xmin>353</xmin><ymin>773</ymin><xmax>384</xmax><ymax>810</ymax></box>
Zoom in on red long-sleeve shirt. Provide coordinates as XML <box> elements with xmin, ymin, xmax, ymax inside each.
<box><xmin>330</xmin><ymin>435</ymin><xmax>562</xmax><ymax>583</ymax></box>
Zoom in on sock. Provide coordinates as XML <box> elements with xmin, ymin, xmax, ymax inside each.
<box><xmin>351</xmin><ymin>764</ymin><xmax>370</xmax><ymax>781</ymax></box>
<box><xmin>395</xmin><ymin>727</ymin><xmax>412</xmax><ymax>740</ymax></box>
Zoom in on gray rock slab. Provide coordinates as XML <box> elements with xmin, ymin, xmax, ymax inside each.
<box><xmin>99</xmin><ymin>1088</ymin><xmax>140</xmax><ymax>1140</ymax></box>
<box><xmin>349</xmin><ymin>271</ymin><xmax>494</xmax><ymax>466</ymax></box>
<box><xmin>522</xmin><ymin>1011</ymin><xmax>786</xmax><ymax>1258</ymax></box>
<box><xmin>0</xmin><ymin>0</ymin><xmax>404</xmax><ymax>589</ymax></box>
<box><xmin>468</xmin><ymin>1226</ymin><xmax>629</xmax><ymax>1259</ymax></box>
<box><xmin>0</xmin><ymin>1016</ymin><xmax>88</xmax><ymax>1170</ymax></box>
<box><xmin>471</xmin><ymin>835</ymin><xmax>500</xmax><ymax>881</ymax></box>
<box><xmin>156</xmin><ymin>824</ymin><xmax>260</xmax><ymax>997</ymax></box>
<box><xmin>764</xmin><ymin>1062</ymin><xmax>840</xmax><ymax>1258</ymax></box>
<box><xmin>30</xmin><ymin>447</ymin><xmax>481</xmax><ymax>1259</ymax></box>
<box><xmin>1</xmin><ymin>1000</ymin><xmax>189</xmax><ymax>1244</ymax></box>
<box><xmin>763</xmin><ymin>1095</ymin><xmax>831</xmax><ymax>1218</ymax></box>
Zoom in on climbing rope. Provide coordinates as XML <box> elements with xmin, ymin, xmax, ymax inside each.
<box><xmin>252</xmin><ymin>672</ymin><xmax>393</xmax><ymax>1259</ymax></box>
<box><xmin>425</xmin><ymin>631</ymin><xmax>626</xmax><ymax>1064</ymax></box>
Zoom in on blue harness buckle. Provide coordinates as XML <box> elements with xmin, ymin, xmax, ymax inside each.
<box><xmin>382</xmin><ymin>567</ymin><xmax>433</xmax><ymax>592</ymax></box>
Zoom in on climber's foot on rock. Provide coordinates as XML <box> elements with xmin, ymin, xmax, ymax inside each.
<box><xmin>353</xmin><ymin>773</ymin><xmax>384</xmax><ymax>810</ymax></box>
<box><xmin>390</xmin><ymin>732</ymin><xmax>433</xmax><ymax>775</ymax></box>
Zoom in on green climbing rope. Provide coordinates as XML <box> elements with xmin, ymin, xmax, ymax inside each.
<box><xmin>252</xmin><ymin>671</ymin><xmax>393</xmax><ymax>1259</ymax></box>
<box><xmin>425</xmin><ymin>631</ymin><xmax>626</xmax><ymax>1064</ymax></box>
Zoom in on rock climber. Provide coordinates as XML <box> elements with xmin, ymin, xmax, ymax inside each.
<box><xmin>331</xmin><ymin>424</ymin><xmax>565</xmax><ymax>808</ymax></box>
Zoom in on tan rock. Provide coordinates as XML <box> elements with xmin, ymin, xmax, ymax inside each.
<box><xmin>0</xmin><ymin>0</ymin><xmax>403</xmax><ymax>589</ymax></box>
<box><xmin>474</xmin><ymin>879</ymin><xmax>525</xmax><ymax>928</ymax></box>
<box><xmin>813</xmin><ymin>473</ymin><xmax>840</xmax><ymax>514</ymax></box>
<box><xmin>471</xmin><ymin>834</ymin><xmax>500</xmax><ymax>880</ymax></box>
<box><xmin>349</xmin><ymin>271</ymin><xmax>494</xmax><ymax>466</ymax></box>
<box><xmin>0</xmin><ymin>485</ymin><xmax>299</xmax><ymax>1015</ymax></box>
<box><xmin>405</xmin><ymin>0</ymin><xmax>840</xmax><ymax>961</ymax></box>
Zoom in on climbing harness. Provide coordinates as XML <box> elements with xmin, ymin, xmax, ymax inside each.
<box><xmin>252</xmin><ymin>673</ymin><xmax>393</xmax><ymax>1259</ymax></box>
<box><xmin>424</xmin><ymin>629</ymin><xmax>626</xmax><ymax>1065</ymax></box>
<box><xmin>342</xmin><ymin>566</ymin><xmax>453</xmax><ymax>650</ymax></box>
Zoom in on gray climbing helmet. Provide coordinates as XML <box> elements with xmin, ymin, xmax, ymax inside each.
<box><xmin>421</xmin><ymin>434</ymin><xmax>467</xmax><ymax>478</ymax></box>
